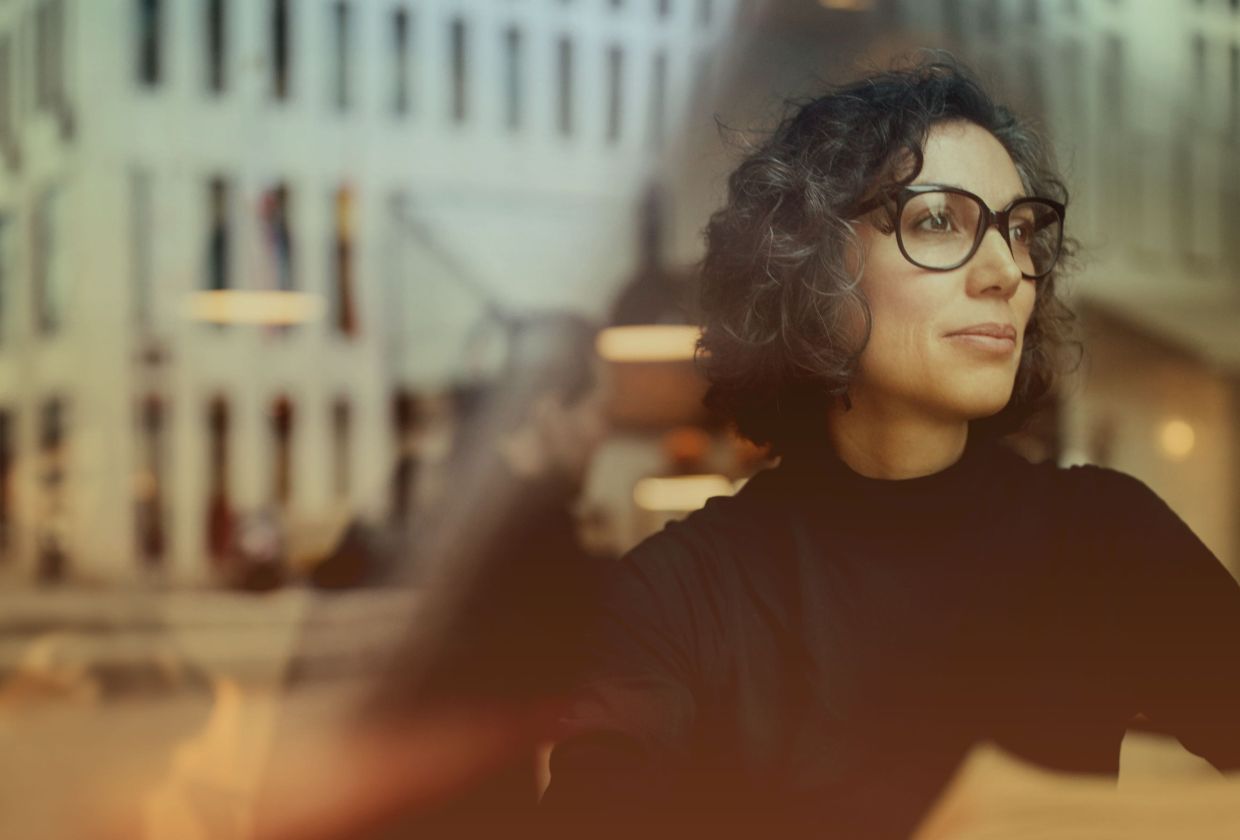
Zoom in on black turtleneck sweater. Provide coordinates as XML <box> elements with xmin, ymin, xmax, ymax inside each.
<box><xmin>541</xmin><ymin>437</ymin><xmax>1240</xmax><ymax>838</ymax></box>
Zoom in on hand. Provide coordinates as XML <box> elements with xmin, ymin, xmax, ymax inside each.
<box><xmin>497</xmin><ymin>388</ymin><xmax>608</xmax><ymax>488</ymax></box>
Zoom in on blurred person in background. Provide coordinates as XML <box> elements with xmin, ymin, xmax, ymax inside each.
<box><xmin>540</xmin><ymin>58</ymin><xmax>1240</xmax><ymax>838</ymax></box>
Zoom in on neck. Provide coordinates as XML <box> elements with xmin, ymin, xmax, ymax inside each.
<box><xmin>824</xmin><ymin>395</ymin><xmax>968</xmax><ymax>480</ymax></box>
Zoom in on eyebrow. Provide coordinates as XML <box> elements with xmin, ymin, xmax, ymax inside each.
<box><xmin>912</xmin><ymin>181</ymin><xmax>1030</xmax><ymax>207</ymax></box>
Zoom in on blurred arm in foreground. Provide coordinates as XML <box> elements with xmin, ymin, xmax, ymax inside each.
<box><xmin>249</xmin><ymin>313</ymin><xmax>609</xmax><ymax>840</ymax></box>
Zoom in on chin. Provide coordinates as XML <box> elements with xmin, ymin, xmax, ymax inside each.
<box><xmin>948</xmin><ymin>380</ymin><xmax>1017</xmax><ymax>420</ymax></box>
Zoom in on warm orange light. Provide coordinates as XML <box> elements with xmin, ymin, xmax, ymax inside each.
<box><xmin>817</xmin><ymin>0</ymin><xmax>872</xmax><ymax>10</ymax></box>
<box><xmin>184</xmin><ymin>290</ymin><xmax>326</xmax><ymax>326</ymax></box>
<box><xmin>1158</xmin><ymin>419</ymin><xmax>1196</xmax><ymax>462</ymax></box>
<box><xmin>633</xmin><ymin>474</ymin><xmax>735</xmax><ymax>512</ymax></box>
<box><xmin>595</xmin><ymin>325</ymin><xmax>700</xmax><ymax>363</ymax></box>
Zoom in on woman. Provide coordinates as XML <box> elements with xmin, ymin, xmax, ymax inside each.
<box><xmin>541</xmin><ymin>60</ymin><xmax>1240</xmax><ymax>837</ymax></box>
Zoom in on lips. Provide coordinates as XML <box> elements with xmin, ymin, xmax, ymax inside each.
<box><xmin>945</xmin><ymin>322</ymin><xmax>1017</xmax><ymax>340</ymax></box>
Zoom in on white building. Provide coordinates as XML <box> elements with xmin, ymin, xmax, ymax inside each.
<box><xmin>0</xmin><ymin>0</ymin><xmax>739</xmax><ymax>586</ymax></box>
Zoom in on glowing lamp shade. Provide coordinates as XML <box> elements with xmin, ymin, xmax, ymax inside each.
<box><xmin>184</xmin><ymin>290</ymin><xmax>326</xmax><ymax>326</ymax></box>
<box><xmin>633</xmin><ymin>474</ymin><xmax>736</xmax><ymax>513</ymax></box>
<box><xmin>595</xmin><ymin>325</ymin><xmax>701</xmax><ymax>363</ymax></box>
<box><xmin>1158</xmin><ymin>419</ymin><xmax>1196</xmax><ymax>462</ymax></box>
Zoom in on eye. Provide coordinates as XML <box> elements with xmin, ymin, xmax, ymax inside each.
<box><xmin>915</xmin><ymin>210</ymin><xmax>955</xmax><ymax>233</ymax></box>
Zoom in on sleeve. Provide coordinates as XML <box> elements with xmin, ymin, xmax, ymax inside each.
<box><xmin>1106</xmin><ymin>471</ymin><xmax>1240</xmax><ymax>772</ymax></box>
<box><xmin>539</xmin><ymin>529</ymin><xmax>709</xmax><ymax>826</ymax></box>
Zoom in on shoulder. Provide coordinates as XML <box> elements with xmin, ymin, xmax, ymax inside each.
<box><xmin>1038</xmin><ymin>459</ymin><xmax>1174</xmax><ymax>523</ymax></box>
<box><xmin>980</xmin><ymin>442</ymin><xmax>1165</xmax><ymax>515</ymax></box>
<box><xmin>1033</xmin><ymin>460</ymin><xmax>1219</xmax><ymax>576</ymax></box>
<box><xmin>615</xmin><ymin>474</ymin><xmax>775</xmax><ymax>585</ymax></box>
<box><xmin>601</xmin><ymin>470</ymin><xmax>786</xmax><ymax>624</ymax></box>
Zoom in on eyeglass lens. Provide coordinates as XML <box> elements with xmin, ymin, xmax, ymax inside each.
<box><xmin>898</xmin><ymin>191</ymin><xmax>1062</xmax><ymax>277</ymax></box>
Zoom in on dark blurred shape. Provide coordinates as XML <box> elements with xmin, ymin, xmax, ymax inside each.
<box><xmin>207</xmin><ymin>176</ymin><xmax>231</xmax><ymax>291</ymax></box>
<box><xmin>135</xmin><ymin>394</ymin><xmax>168</xmax><ymax>570</ymax></box>
<box><xmin>333</xmin><ymin>186</ymin><xmax>359</xmax><ymax>336</ymax></box>
<box><xmin>0</xmin><ymin>409</ymin><xmax>13</xmax><ymax>565</ymax></box>
<box><xmin>257</xmin><ymin>313</ymin><xmax>607</xmax><ymax>839</ymax></box>
<box><xmin>261</xmin><ymin>183</ymin><xmax>295</xmax><ymax>291</ymax></box>
<box><xmin>610</xmin><ymin>186</ymin><xmax>695</xmax><ymax>328</ymax></box>
<box><xmin>228</xmin><ymin>509</ymin><xmax>286</xmax><ymax>592</ymax></box>
<box><xmin>136</xmin><ymin>0</ymin><xmax>162</xmax><ymax>87</ymax></box>
<box><xmin>205</xmin><ymin>395</ymin><xmax>234</xmax><ymax>569</ymax></box>
<box><xmin>269</xmin><ymin>394</ymin><xmax>294</xmax><ymax>508</ymax></box>
<box><xmin>36</xmin><ymin>396</ymin><xmax>69</xmax><ymax>584</ymax></box>
<box><xmin>271</xmin><ymin>0</ymin><xmax>291</xmax><ymax>100</ymax></box>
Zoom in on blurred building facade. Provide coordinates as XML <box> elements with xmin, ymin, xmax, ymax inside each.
<box><xmin>0</xmin><ymin>0</ymin><xmax>738</xmax><ymax>585</ymax></box>
<box><xmin>0</xmin><ymin>0</ymin><xmax>1236</xmax><ymax>586</ymax></box>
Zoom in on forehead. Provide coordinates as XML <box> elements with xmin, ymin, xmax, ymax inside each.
<box><xmin>913</xmin><ymin>121</ymin><xmax>1025</xmax><ymax>207</ymax></box>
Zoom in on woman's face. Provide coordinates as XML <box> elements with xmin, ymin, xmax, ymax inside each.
<box><xmin>852</xmin><ymin>120</ymin><xmax>1037</xmax><ymax>424</ymax></box>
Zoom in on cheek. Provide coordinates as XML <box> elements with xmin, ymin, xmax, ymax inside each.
<box><xmin>1016</xmin><ymin>281</ymin><xmax>1037</xmax><ymax>331</ymax></box>
<box><xmin>863</xmin><ymin>285</ymin><xmax>943</xmax><ymax>372</ymax></box>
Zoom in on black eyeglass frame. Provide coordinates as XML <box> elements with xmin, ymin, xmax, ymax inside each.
<box><xmin>856</xmin><ymin>184</ymin><xmax>1067</xmax><ymax>280</ymax></box>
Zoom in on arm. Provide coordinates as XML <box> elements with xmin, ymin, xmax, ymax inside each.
<box><xmin>540</xmin><ymin>538</ymin><xmax>705</xmax><ymax>829</ymax></box>
<box><xmin>1114</xmin><ymin>474</ymin><xmax>1240</xmax><ymax>772</ymax></box>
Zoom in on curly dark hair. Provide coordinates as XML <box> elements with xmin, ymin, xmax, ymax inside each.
<box><xmin>697</xmin><ymin>57</ymin><xmax>1079</xmax><ymax>455</ymax></box>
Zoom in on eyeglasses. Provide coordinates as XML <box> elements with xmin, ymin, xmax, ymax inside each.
<box><xmin>856</xmin><ymin>185</ymin><xmax>1066</xmax><ymax>279</ymax></box>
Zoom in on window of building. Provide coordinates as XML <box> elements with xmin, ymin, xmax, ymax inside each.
<box><xmin>332</xmin><ymin>186</ymin><xmax>358</xmax><ymax>336</ymax></box>
<box><xmin>942</xmin><ymin>0</ymin><xmax>964</xmax><ymax>41</ymax></box>
<box><xmin>332</xmin><ymin>1</ymin><xmax>352</xmax><ymax>111</ymax></box>
<box><xmin>649</xmin><ymin>50</ymin><xmax>667</xmax><ymax>149</ymax></box>
<box><xmin>269</xmin><ymin>395</ymin><xmax>294</xmax><ymax>507</ymax></box>
<box><xmin>606</xmin><ymin>45</ymin><xmax>624</xmax><ymax>143</ymax></box>
<box><xmin>32</xmin><ymin>186</ymin><xmax>67</xmax><ymax>336</ymax></box>
<box><xmin>1101</xmin><ymin>35</ymin><xmax>1135</xmax><ymax>242</ymax></box>
<box><xmin>131</xmin><ymin>169</ymin><xmax>153</xmax><ymax>328</ymax></box>
<box><xmin>658</xmin><ymin>0</ymin><xmax>671</xmax><ymax>18</ymax></box>
<box><xmin>1060</xmin><ymin>39</ymin><xmax>1085</xmax><ymax>154</ymax></box>
<box><xmin>261</xmin><ymin>182</ymin><xmax>295</xmax><ymax>290</ymax></box>
<box><xmin>393</xmin><ymin>7</ymin><xmax>412</xmax><ymax>115</ymax></box>
<box><xmin>206</xmin><ymin>0</ymin><xmax>227</xmax><ymax>93</ymax></box>
<box><xmin>1229</xmin><ymin>43</ymin><xmax>1239</xmax><ymax>142</ymax></box>
<box><xmin>389</xmin><ymin>390</ymin><xmax>420</xmax><ymax>525</ymax></box>
<box><xmin>450</xmin><ymin>17</ymin><xmax>468</xmax><ymax>122</ymax></box>
<box><xmin>504</xmin><ymin>26</ymin><xmax>522</xmax><ymax>130</ymax></box>
<box><xmin>1102</xmin><ymin>35</ymin><xmax>1124</xmax><ymax>124</ymax></box>
<box><xmin>35</xmin><ymin>0</ymin><xmax>65</xmax><ymax>112</ymax></box>
<box><xmin>205</xmin><ymin>396</ymin><xmax>232</xmax><ymax>564</ymax></box>
<box><xmin>978</xmin><ymin>0</ymin><xmax>1000</xmax><ymax>39</ymax></box>
<box><xmin>137</xmin><ymin>0</ymin><xmax>163</xmax><ymax>87</ymax></box>
<box><xmin>272</xmin><ymin>0</ymin><xmax>292</xmax><ymax>100</ymax></box>
<box><xmin>37</xmin><ymin>397</ymin><xmax>68</xmax><ymax>582</ymax></box>
<box><xmin>207</xmin><ymin>176</ymin><xmax>231</xmax><ymax>291</ymax></box>
<box><xmin>0</xmin><ymin>36</ymin><xmax>13</xmax><ymax>165</ymax></box>
<box><xmin>556</xmin><ymin>37</ymin><xmax>573</xmax><ymax>136</ymax></box>
<box><xmin>0</xmin><ymin>216</ymin><xmax>10</xmax><ymax>345</ymax></box>
<box><xmin>1024</xmin><ymin>52</ymin><xmax>1044</xmax><ymax>117</ymax></box>
<box><xmin>1192</xmin><ymin>33</ymin><xmax>1207</xmax><ymax>107</ymax></box>
<box><xmin>135</xmin><ymin>395</ymin><xmax>167</xmax><ymax>569</ymax></box>
<box><xmin>698</xmin><ymin>0</ymin><xmax>712</xmax><ymax>26</ymax></box>
<box><xmin>0</xmin><ymin>409</ymin><xmax>12</xmax><ymax>564</ymax></box>
<box><xmin>331</xmin><ymin>398</ymin><xmax>351</xmax><ymax>498</ymax></box>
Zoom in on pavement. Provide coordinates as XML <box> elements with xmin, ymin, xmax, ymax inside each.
<box><xmin>0</xmin><ymin>585</ymin><xmax>422</xmax><ymax>697</ymax></box>
<box><xmin>0</xmin><ymin>585</ymin><xmax>422</xmax><ymax>840</ymax></box>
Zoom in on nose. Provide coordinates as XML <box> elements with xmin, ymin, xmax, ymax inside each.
<box><xmin>966</xmin><ymin>226</ymin><xmax>1023</xmax><ymax>298</ymax></box>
